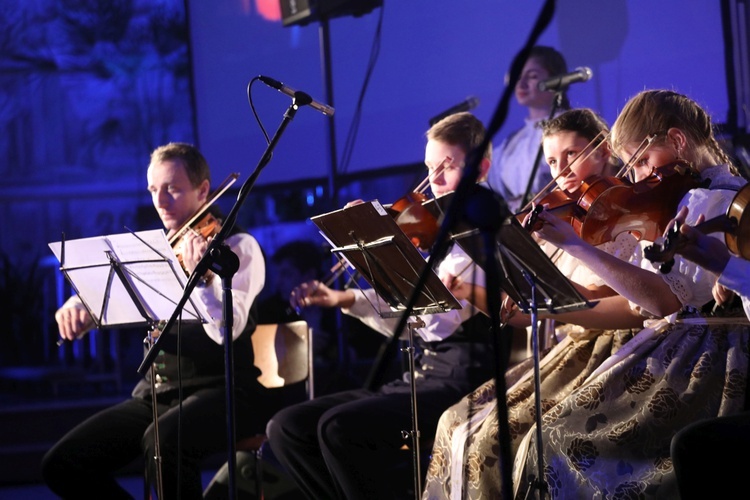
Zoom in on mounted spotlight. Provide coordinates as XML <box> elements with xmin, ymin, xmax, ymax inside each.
<box><xmin>279</xmin><ymin>0</ymin><xmax>382</xmax><ymax>27</ymax></box>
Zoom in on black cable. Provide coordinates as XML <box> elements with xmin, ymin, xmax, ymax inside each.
<box><xmin>363</xmin><ymin>2</ymin><xmax>557</xmax><ymax>498</ymax></box>
<box><xmin>338</xmin><ymin>4</ymin><xmax>385</xmax><ymax>174</ymax></box>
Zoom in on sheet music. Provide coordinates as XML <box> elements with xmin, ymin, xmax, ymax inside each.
<box><xmin>49</xmin><ymin>229</ymin><xmax>211</xmax><ymax>328</ymax></box>
<box><xmin>311</xmin><ymin>200</ymin><xmax>461</xmax><ymax>318</ymax></box>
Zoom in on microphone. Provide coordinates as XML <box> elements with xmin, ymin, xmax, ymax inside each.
<box><xmin>537</xmin><ymin>67</ymin><xmax>593</xmax><ymax>92</ymax></box>
<box><xmin>259</xmin><ymin>75</ymin><xmax>335</xmax><ymax>116</ymax></box>
<box><xmin>429</xmin><ymin>96</ymin><xmax>480</xmax><ymax>125</ymax></box>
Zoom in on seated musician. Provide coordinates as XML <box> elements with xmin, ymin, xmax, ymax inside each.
<box><xmin>42</xmin><ymin>142</ymin><xmax>270</xmax><ymax>500</ymax></box>
<box><xmin>266</xmin><ymin>112</ymin><xmax>499</xmax><ymax>500</ymax></box>
<box><xmin>666</xmin><ymin>205</ymin><xmax>750</xmax><ymax>500</ymax></box>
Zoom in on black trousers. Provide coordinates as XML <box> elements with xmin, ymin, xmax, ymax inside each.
<box><xmin>671</xmin><ymin>411</ymin><xmax>750</xmax><ymax>500</ymax></box>
<box><xmin>266</xmin><ymin>380</ymin><xmax>471</xmax><ymax>500</ymax></box>
<box><xmin>41</xmin><ymin>385</ymin><xmax>273</xmax><ymax>500</ymax></box>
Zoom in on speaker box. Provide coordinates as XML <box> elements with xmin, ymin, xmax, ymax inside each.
<box><xmin>279</xmin><ymin>0</ymin><xmax>382</xmax><ymax>27</ymax></box>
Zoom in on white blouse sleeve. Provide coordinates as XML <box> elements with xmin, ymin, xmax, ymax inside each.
<box><xmin>641</xmin><ymin>187</ymin><xmax>735</xmax><ymax>310</ymax></box>
<box><xmin>194</xmin><ymin>233</ymin><xmax>265</xmax><ymax>344</ymax></box>
<box><xmin>718</xmin><ymin>255</ymin><xmax>750</xmax><ymax>320</ymax></box>
<box><xmin>342</xmin><ymin>243</ymin><xmax>484</xmax><ymax>342</ymax></box>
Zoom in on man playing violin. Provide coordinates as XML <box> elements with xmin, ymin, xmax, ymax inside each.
<box><xmin>42</xmin><ymin>142</ymin><xmax>270</xmax><ymax>499</ymax></box>
<box><xmin>266</xmin><ymin>112</ymin><xmax>500</xmax><ymax>500</ymax></box>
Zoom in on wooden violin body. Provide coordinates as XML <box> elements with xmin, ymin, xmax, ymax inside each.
<box><xmin>577</xmin><ymin>161</ymin><xmax>704</xmax><ymax>245</ymax></box>
<box><xmin>388</xmin><ymin>191</ymin><xmax>440</xmax><ymax>252</ymax></box>
<box><xmin>169</xmin><ymin>173</ymin><xmax>238</xmax><ymax>273</ymax></box>
<box><xmin>724</xmin><ymin>182</ymin><xmax>750</xmax><ymax>258</ymax></box>
<box><xmin>524</xmin><ymin>161</ymin><xmax>705</xmax><ymax>247</ymax></box>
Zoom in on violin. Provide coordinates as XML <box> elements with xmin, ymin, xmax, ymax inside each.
<box><xmin>515</xmin><ymin>131</ymin><xmax>620</xmax><ymax>234</ymax></box>
<box><xmin>388</xmin><ymin>191</ymin><xmax>440</xmax><ymax>252</ymax></box>
<box><xmin>644</xmin><ymin>182</ymin><xmax>750</xmax><ymax>273</ymax></box>
<box><xmin>170</xmin><ymin>173</ymin><xmax>239</xmax><ymax>273</ymax></box>
<box><xmin>574</xmin><ymin>160</ymin><xmax>705</xmax><ymax>246</ymax></box>
<box><xmin>525</xmin><ymin>161</ymin><xmax>705</xmax><ymax>247</ymax></box>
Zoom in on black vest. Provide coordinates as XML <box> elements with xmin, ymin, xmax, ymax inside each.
<box><xmin>132</xmin><ymin>218</ymin><xmax>261</xmax><ymax>398</ymax></box>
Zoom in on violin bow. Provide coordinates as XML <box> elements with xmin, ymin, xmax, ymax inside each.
<box><xmin>168</xmin><ymin>172</ymin><xmax>240</xmax><ymax>246</ymax></box>
<box><xmin>521</xmin><ymin>130</ymin><xmax>607</xmax><ymax>212</ymax></box>
<box><xmin>415</xmin><ymin>156</ymin><xmax>454</xmax><ymax>194</ymax></box>
<box><xmin>614</xmin><ymin>134</ymin><xmax>658</xmax><ymax>180</ymax></box>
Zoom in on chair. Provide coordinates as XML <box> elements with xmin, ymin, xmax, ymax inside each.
<box><xmin>204</xmin><ymin>320</ymin><xmax>313</xmax><ymax>499</ymax></box>
<box><xmin>251</xmin><ymin>321</ymin><xmax>314</xmax><ymax>396</ymax></box>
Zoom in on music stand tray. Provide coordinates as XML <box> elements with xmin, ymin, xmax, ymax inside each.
<box><xmin>311</xmin><ymin>200</ymin><xmax>461</xmax><ymax>318</ymax></box>
<box><xmin>48</xmin><ymin>229</ymin><xmax>211</xmax><ymax>329</ymax></box>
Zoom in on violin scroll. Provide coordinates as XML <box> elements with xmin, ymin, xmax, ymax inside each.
<box><xmin>574</xmin><ymin>161</ymin><xmax>703</xmax><ymax>246</ymax></box>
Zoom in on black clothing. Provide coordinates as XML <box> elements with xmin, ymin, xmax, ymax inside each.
<box><xmin>42</xmin><ymin>224</ymin><xmax>271</xmax><ymax>500</ymax></box>
<box><xmin>266</xmin><ymin>313</ymin><xmax>496</xmax><ymax>500</ymax></box>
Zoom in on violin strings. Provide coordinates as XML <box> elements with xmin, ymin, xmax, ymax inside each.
<box><xmin>521</xmin><ymin>131</ymin><xmax>607</xmax><ymax>212</ymax></box>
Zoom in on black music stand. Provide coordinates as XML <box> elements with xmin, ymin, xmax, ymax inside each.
<box><xmin>424</xmin><ymin>188</ymin><xmax>593</xmax><ymax>499</ymax></box>
<box><xmin>311</xmin><ymin>200</ymin><xmax>461</xmax><ymax>498</ymax></box>
<box><xmin>311</xmin><ymin>200</ymin><xmax>461</xmax><ymax>317</ymax></box>
<box><xmin>423</xmin><ymin>190</ymin><xmax>591</xmax><ymax>314</ymax></box>
<box><xmin>49</xmin><ymin>229</ymin><xmax>211</xmax><ymax>498</ymax></box>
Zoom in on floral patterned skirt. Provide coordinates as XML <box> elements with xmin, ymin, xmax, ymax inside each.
<box><xmin>514</xmin><ymin>318</ymin><xmax>750</xmax><ymax>499</ymax></box>
<box><xmin>422</xmin><ymin>326</ymin><xmax>635</xmax><ymax>500</ymax></box>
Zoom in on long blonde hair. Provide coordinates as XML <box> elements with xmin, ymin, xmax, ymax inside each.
<box><xmin>610</xmin><ymin>90</ymin><xmax>737</xmax><ymax>174</ymax></box>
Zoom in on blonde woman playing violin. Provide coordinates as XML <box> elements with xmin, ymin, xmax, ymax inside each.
<box><xmin>517</xmin><ymin>90</ymin><xmax>749</xmax><ymax>499</ymax></box>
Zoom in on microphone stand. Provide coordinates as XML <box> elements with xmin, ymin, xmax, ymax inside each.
<box><xmin>144</xmin><ymin>323</ymin><xmax>165</xmax><ymax>500</ymax></box>
<box><xmin>403</xmin><ymin>317</ymin><xmax>425</xmax><ymax>499</ymax></box>
<box><xmin>363</xmin><ymin>3</ymin><xmax>556</xmax><ymax>498</ymax></box>
<box><xmin>519</xmin><ymin>90</ymin><xmax>566</xmax><ymax>210</ymax></box>
<box><xmin>137</xmin><ymin>95</ymin><xmax>308</xmax><ymax>499</ymax></box>
<box><xmin>522</xmin><ymin>273</ymin><xmax>548</xmax><ymax>500</ymax></box>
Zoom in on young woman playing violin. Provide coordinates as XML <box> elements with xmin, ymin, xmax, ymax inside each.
<box><xmin>423</xmin><ymin>108</ymin><xmax>644</xmax><ymax>500</ymax></box>
<box><xmin>514</xmin><ymin>90</ymin><xmax>750</xmax><ymax>498</ymax></box>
